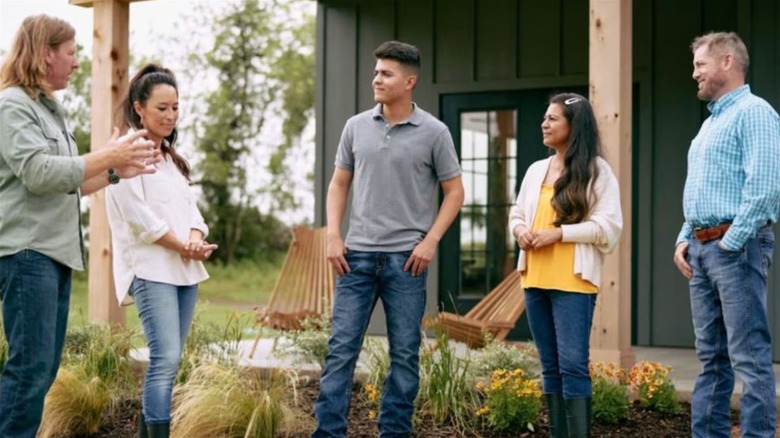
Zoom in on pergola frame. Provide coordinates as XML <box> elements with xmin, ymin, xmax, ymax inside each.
<box><xmin>70</xmin><ymin>0</ymin><xmax>151</xmax><ymax>327</ymax></box>
<box><xmin>71</xmin><ymin>0</ymin><xmax>634</xmax><ymax>366</ymax></box>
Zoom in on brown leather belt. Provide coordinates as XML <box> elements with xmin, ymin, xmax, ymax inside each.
<box><xmin>693</xmin><ymin>223</ymin><xmax>731</xmax><ymax>243</ymax></box>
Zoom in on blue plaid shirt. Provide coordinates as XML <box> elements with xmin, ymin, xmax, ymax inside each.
<box><xmin>677</xmin><ymin>85</ymin><xmax>780</xmax><ymax>250</ymax></box>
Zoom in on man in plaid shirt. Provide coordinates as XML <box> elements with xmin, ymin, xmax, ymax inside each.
<box><xmin>674</xmin><ymin>32</ymin><xmax>780</xmax><ymax>438</ymax></box>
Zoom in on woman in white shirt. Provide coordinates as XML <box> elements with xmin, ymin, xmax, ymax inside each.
<box><xmin>105</xmin><ymin>64</ymin><xmax>216</xmax><ymax>438</ymax></box>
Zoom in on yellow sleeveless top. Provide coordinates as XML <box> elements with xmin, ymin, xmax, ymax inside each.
<box><xmin>521</xmin><ymin>185</ymin><xmax>598</xmax><ymax>293</ymax></box>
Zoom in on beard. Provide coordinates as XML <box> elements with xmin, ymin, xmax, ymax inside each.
<box><xmin>696</xmin><ymin>74</ymin><xmax>728</xmax><ymax>101</ymax></box>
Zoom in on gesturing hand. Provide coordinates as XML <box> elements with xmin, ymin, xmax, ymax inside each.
<box><xmin>109</xmin><ymin>128</ymin><xmax>159</xmax><ymax>170</ymax></box>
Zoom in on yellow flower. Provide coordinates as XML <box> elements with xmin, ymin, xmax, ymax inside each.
<box><xmin>476</xmin><ymin>406</ymin><xmax>491</xmax><ymax>416</ymax></box>
<box><xmin>368</xmin><ymin>410</ymin><xmax>377</xmax><ymax>420</ymax></box>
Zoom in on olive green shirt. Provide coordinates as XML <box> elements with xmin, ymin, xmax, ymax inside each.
<box><xmin>0</xmin><ymin>86</ymin><xmax>86</xmax><ymax>270</ymax></box>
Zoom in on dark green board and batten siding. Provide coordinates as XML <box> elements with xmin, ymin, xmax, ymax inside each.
<box><xmin>314</xmin><ymin>0</ymin><xmax>780</xmax><ymax>361</ymax></box>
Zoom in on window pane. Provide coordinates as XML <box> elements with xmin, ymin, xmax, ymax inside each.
<box><xmin>458</xmin><ymin>109</ymin><xmax>517</xmax><ymax>296</ymax></box>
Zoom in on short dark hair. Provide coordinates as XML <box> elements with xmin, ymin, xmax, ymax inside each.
<box><xmin>373</xmin><ymin>41</ymin><xmax>420</xmax><ymax>73</ymax></box>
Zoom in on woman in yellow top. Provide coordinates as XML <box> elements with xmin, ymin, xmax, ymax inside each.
<box><xmin>508</xmin><ymin>93</ymin><xmax>623</xmax><ymax>438</ymax></box>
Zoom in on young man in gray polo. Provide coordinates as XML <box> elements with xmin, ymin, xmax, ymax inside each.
<box><xmin>312</xmin><ymin>41</ymin><xmax>464</xmax><ymax>437</ymax></box>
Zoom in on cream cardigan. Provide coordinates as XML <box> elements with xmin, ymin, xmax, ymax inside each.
<box><xmin>508</xmin><ymin>156</ymin><xmax>623</xmax><ymax>289</ymax></box>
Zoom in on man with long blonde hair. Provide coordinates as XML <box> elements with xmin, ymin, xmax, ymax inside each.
<box><xmin>0</xmin><ymin>14</ymin><xmax>159</xmax><ymax>437</ymax></box>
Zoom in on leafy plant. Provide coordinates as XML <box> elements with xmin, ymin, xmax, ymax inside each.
<box><xmin>475</xmin><ymin>368</ymin><xmax>542</xmax><ymax>433</ymax></box>
<box><xmin>62</xmin><ymin>323</ymin><xmax>137</xmax><ymax>394</ymax></box>
<box><xmin>362</xmin><ymin>337</ymin><xmax>390</xmax><ymax>389</ymax></box>
<box><xmin>171</xmin><ymin>363</ymin><xmax>307</xmax><ymax>438</ymax></box>
<box><xmin>273</xmin><ymin>313</ymin><xmax>331</xmax><ymax>368</ymax></box>
<box><xmin>590</xmin><ymin>362</ymin><xmax>630</xmax><ymax>424</ymax></box>
<box><xmin>470</xmin><ymin>335</ymin><xmax>540</xmax><ymax>379</ymax></box>
<box><xmin>178</xmin><ymin>309</ymin><xmax>253</xmax><ymax>384</ymax></box>
<box><xmin>38</xmin><ymin>368</ymin><xmax>110</xmax><ymax>438</ymax></box>
<box><xmin>628</xmin><ymin>360</ymin><xmax>681</xmax><ymax>415</ymax></box>
<box><xmin>417</xmin><ymin>329</ymin><xmax>478</xmax><ymax>432</ymax></box>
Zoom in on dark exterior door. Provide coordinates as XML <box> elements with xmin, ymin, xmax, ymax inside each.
<box><xmin>439</xmin><ymin>87</ymin><xmax>586</xmax><ymax>340</ymax></box>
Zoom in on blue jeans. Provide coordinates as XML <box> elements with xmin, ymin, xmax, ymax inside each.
<box><xmin>687</xmin><ymin>227</ymin><xmax>776</xmax><ymax>438</ymax></box>
<box><xmin>312</xmin><ymin>251</ymin><xmax>426</xmax><ymax>438</ymax></box>
<box><xmin>0</xmin><ymin>250</ymin><xmax>72</xmax><ymax>438</ymax></box>
<box><xmin>524</xmin><ymin>288</ymin><xmax>597</xmax><ymax>399</ymax></box>
<box><xmin>130</xmin><ymin>277</ymin><xmax>197</xmax><ymax>424</ymax></box>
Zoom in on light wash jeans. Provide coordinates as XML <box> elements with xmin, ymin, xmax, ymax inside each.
<box><xmin>524</xmin><ymin>287</ymin><xmax>597</xmax><ymax>398</ymax></box>
<box><xmin>312</xmin><ymin>251</ymin><xmax>426</xmax><ymax>438</ymax></box>
<box><xmin>687</xmin><ymin>227</ymin><xmax>776</xmax><ymax>438</ymax></box>
<box><xmin>0</xmin><ymin>250</ymin><xmax>71</xmax><ymax>438</ymax></box>
<box><xmin>130</xmin><ymin>277</ymin><xmax>197</xmax><ymax>424</ymax></box>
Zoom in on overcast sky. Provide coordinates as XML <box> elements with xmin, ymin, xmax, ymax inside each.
<box><xmin>0</xmin><ymin>0</ymin><xmax>214</xmax><ymax>57</ymax></box>
<box><xmin>0</xmin><ymin>0</ymin><xmax>317</xmax><ymax>224</ymax></box>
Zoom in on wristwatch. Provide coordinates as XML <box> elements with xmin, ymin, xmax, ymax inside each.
<box><xmin>107</xmin><ymin>168</ymin><xmax>120</xmax><ymax>185</ymax></box>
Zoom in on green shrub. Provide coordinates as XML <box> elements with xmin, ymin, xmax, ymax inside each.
<box><xmin>62</xmin><ymin>323</ymin><xmax>137</xmax><ymax>394</ymax></box>
<box><xmin>417</xmin><ymin>329</ymin><xmax>478</xmax><ymax>432</ymax></box>
<box><xmin>590</xmin><ymin>362</ymin><xmax>630</xmax><ymax>424</ymax></box>
<box><xmin>273</xmin><ymin>313</ymin><xmax>331</xmax><ymax>368</ymax></box>
<box><xmin>470</xmin><ymin>335</ymin><xmax>540</xmax><ymax>379</ymax></box>
<box><xmin>592</xmin><ymin>376</ymin><xmax>630</xmax><ymax>424</ymax></box>
<box><xmin>362</xmin><ymin>337</ymin><xmax>390</xmax><ymax>388</ymax></box>
<box><xmin>359</xmin><ymin>338</ymin><xmax>391</xmax><ymax>420</ymax></box>
<box><xmin>177</xmin><ymin>310</ymin><xmax>253</xmax><ymax>384</ymax></box>
<box><xmin>629</xmin><ymin>361</ymin><xmax>682</xmax><ymax>415</ymax></box>
<box><xmin>475</xmin><ymin>368</ymin><xmax>542</xmax><ymax>433</ymax></box>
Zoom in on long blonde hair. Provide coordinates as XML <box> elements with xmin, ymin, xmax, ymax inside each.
<box><xmin>0</xmin><ymin>14</ymin><xmax>75</xmax><ymax>99</ymax></box>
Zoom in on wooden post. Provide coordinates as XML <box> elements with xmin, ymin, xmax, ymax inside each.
<box><xmin>588</xmin><ymin>0</ymin><xmax>635</xmax><ymax>367</ymax></box>
<box><xmin>70</xmin><ymin>0</ymin><xmax>137</xmax><ymax>327</ymax></box>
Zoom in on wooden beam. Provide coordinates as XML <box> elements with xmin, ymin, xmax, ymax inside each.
<box><xmin>84</xmin><ymin>0</ymin><xmax>130</xmax><ymax>327</ymax></box>
<box><xmin>70</xmin><ymin>0</ymin><xmax>149</xmax><ymax>7</ymax></box>
<box><xmin>588</xmin><ymin>0</ymin><xmax>635</xmax><ymax>368</ymax></box>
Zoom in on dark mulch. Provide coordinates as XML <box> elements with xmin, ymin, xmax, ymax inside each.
<box><xmin>80</xmin><ymin>380</ymin><xmax>745</xmax><ymax>438</ymax></box>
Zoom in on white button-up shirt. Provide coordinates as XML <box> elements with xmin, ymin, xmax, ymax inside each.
<box><xmin>106</xmin><ymin>148</ymin><xmax>209</xmax><ymax>306</ymax></box>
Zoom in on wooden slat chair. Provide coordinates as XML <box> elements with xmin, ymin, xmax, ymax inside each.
<box><xmin>436</xmin><ymin>269</ymin><xmax>525</xmax><ymax>349</ymax></box>
<box><xmin>250</xmin><ymin>226</ymin><xmax>334</xmax><ymax>356</ymax></box>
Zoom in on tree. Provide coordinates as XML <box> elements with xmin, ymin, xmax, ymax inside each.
<box><xmin>185</xmin><ymin>0</ymin><xmax>315</xmax><ymax>264</ymax></box>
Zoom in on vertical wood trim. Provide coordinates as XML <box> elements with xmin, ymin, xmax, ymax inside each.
<box><xmin>88</xmin><ymin>0</ymin><xmax>128</xmax><ymax>327</ymax></box>
<box><xmin>315</xmin><ymin>2</ymin><xmax>327</xmax><ymax>226</ymax></box>
<box><xmin>588</xmin><ymin>0</ymin><xmax>635</xmax><ymax>367</ymax></box>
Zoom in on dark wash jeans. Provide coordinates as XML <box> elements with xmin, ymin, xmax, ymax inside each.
<box><xmin>0</xmin><ymin>250</ymin><xmax>72</xmax><ymax>438</ymax></box>
<box><xmin>524</xmin><ymin>287</ymin><xmax>597</xmax><ymax>399</ymax></box>
<box><xmin>312</xmin><ymin>251</ymin><xmax>426</xmax><ymax>438</ymax></box>
<box><xmin>687</xmin><ymin>227</ymin><xmax>776</xmax><ymax>438</ymax></box>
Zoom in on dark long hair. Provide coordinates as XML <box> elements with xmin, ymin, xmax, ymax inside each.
<box><xmin>115</xmin><ymin>63</ymin><xmax>191</xmax><ymax>180</ymax></box>
<box><xmin>549</xmin><ymin>93</ymin><xmax>602</xmax><ymax>226</ymax></box>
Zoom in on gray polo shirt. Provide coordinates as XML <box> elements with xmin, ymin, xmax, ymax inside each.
<box><xmin>0</xmin><ymin>86</ymin><xmax>86</xmax><ymax>270</ymax></box>
<box><xmin>336</xmin><ymin>103</ymin><xmax>461</xmax><ymax>252</ymax></box>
